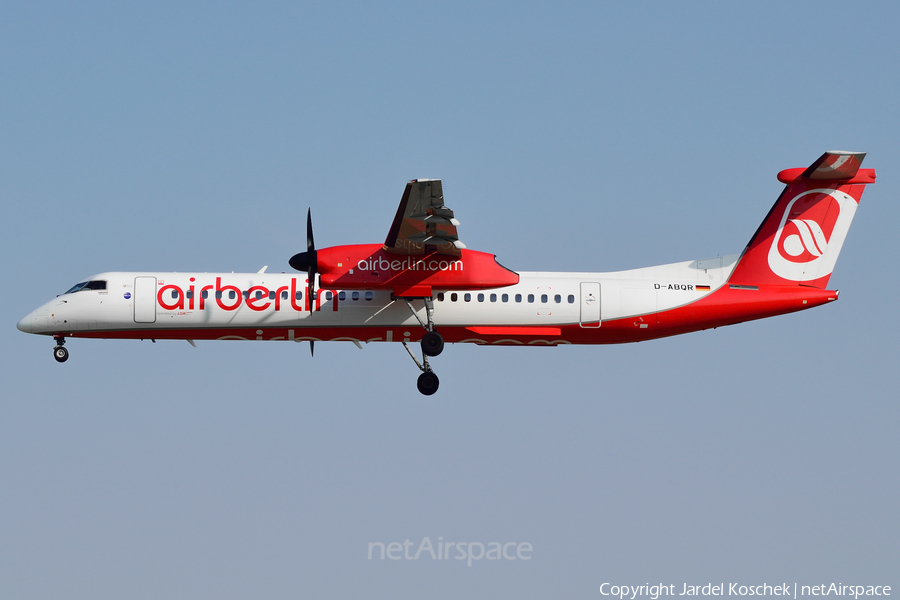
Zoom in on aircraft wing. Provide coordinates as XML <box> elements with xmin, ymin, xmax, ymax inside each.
<box><xmin>383</xmin><ymin>179</ymin><xmax>465</xmax><ymax>257</ymax></box>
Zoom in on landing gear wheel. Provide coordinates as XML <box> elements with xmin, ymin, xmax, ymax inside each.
<box><xmin>53</xmin><ymin>346</ymin><xmax>69</xmax><ymax>363</ymax></box>
<box><xmin>421</xmin><ymin>331</ymin><xmax>444</xmax><ymax>357</ymax></box>
<box><xmin>417</xmin><ymin>372</ymin><xmax>440</xmax><ymax>395</ymax></box>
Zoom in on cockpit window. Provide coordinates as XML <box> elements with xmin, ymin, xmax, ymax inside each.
<box><xmin>64</xmin><ymin>282</ymin><xmax>88</xmax><ymax>294</ymax></box>
<box><xmin>63</xmin><ymin>280</ymin><xmax>107</xmax><ymax>294</ymax></box>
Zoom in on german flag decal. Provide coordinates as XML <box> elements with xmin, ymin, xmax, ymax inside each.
<box><xmin>696</xmin><ymin>285</ymin><xmax>711</xmax><ymax>291</ymax></box>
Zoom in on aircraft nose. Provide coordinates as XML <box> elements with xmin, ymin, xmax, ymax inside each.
<box><xmin>17</xmin><ymin>312</ymin><xmax>33</xmax><ymax>333</ymax></box>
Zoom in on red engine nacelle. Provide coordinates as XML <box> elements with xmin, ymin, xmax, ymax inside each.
<box><xmin>315</xmin><ymin>244</ymin><xmax>519</xmax><ymax>297</ymax></box>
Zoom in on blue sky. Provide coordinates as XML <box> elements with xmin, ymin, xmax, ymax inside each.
<box><xmin>2</xmin><ymin>2</ymin><xmax>898</xmax><ymax>598</ymax></box>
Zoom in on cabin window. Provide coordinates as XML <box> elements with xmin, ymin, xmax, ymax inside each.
<box><xmin>515</xmin><ymin>294</ymin><xmax>522</xmax><ymax>303</ymax></box>
<box><xmin>502</xmin><ymin>293</ymin><xmax>509</xmax><ymax>302</ymax></box>
<box><xmin>339</xmin><ymin>291</ymin><xmax>346</xmax><ymax>301</ymax></box>
<box><xmin>490</xmin><ymin>293</ymin><xmax>497</xmax><ymax>302</ymax></box>
<box><xmin>365</xmin><ymin>291</ymin><xmax>373</xmax><ymax>301</ymax></box>
<box><xmin>352</xmin><ymin>291</ymin><xmax>359</xmax><ymax>301</ymax></box>
<box><xmin>464</xmin><ymin>293</ymin><xmax>471</xmax><ymax>302</ymax></box>
<box><xmin>568</xmin><ymin>294</ymin><xmax>575</xmax><ymax>303</ymax></box>
<box><xmin>554</xmin><ymin>294</ymin><xmax>561</xmax><ymax>303</ymax></box>
<box><xmin>296</xmin><ymin>291</ymin><xmax>302</xmax><ymax>300</ymax></box>
<box><xmin>202</xmin><ymin>290</ymin><xmax>209</xmax><ymax>299</ymax></box>
<box><xmin>171</xmin><ymin>290</ymin><xmax>179</xmax><ymax>299</ymax></box>
<box><xmin>541</xmin><ymin>294</ymin><xmax>548</xmax><ymax>303</ymax></box>
<box><xmin>528</xmin><ymin>294</ymin><xmax>535</xmax><ymax>303</ymax></box>
<box><xmin>477</xmin><ymin>293</ymin><xmax>485</xmax><ymax>302</ymax></box>
<box><xmin>325</xmin><ymin>291</ymin><xmax>333</xmax><ymax>300</ymax></box>
<box><xmin>242</xmin><ymin>290</ymin><xmax>249</xmax><ymax>299</ymax></box>
<box><xmin>281</xmin><ymin>291</ymin><xmax>289</xmax><ymax>300</ymax></box>
<box><xmin>216</xmin><ymin>291</ymin><xmax>223</xmax><ymax>299</ymax></box>
<box><xmin>268</xmin><ymin>291</ymin><xmax>275</xmax><ymax>300</ymax></box>
<box><xmin>255</xmin><ymin>291</ymin><xmax>264</xmax><ymax>300</ymax></box>
<box><xmin>186</xmin><ymin>291</ymin><xmax>193</xmax><ymax>299</ymax></box>
<box><xmin>451</xmin><ymin>293</ymin><xmax>458</xmax><ymax>302</ymax></box>
<box><xmin>437</xmin><ymin>293</ymin><xmax>445</xmax><ymax>301</ymax></box>
<box><xmin>229</xmin><ymin>291</ymin><xmax>236</xmax><ymax>300</ymax></box>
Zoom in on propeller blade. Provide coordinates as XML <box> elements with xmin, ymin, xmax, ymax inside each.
<box><xmin>307</xmin><ymin>209</ymin><xmax>316</xmax><ymax>301</ymax></box>
<box><xmin>309</xmin><ymin>340</ymin><xmax>314</xmax><ymax>357</ymax></box>
<box><xmin>289</xmin><ymin>207</ymin><xmax>318</xmax><ymax>302</ymax></box>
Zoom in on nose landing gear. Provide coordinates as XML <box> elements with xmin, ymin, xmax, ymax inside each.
<box><xmin>53</xmin><ymin>336</ymin><xmax>68</xmax><ymax>363</ymax></box>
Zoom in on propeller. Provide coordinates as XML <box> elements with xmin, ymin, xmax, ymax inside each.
<box><xmin>288</xmin><ymin>208</ymin><xmax>319</xmax><ymax>357</ymax></box>
<box><xmin>289</xmin><ymin>208</ymin><xmax>318</xmax><ymax>301</ymax></box>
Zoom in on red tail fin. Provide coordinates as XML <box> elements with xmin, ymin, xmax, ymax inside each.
<box><xmin>728</xmin><ymin>151</ymin><xmax>874</xmax><ymax>289</ymax></box>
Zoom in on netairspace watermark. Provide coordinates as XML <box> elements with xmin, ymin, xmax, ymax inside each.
<box><xmin>600</xmin><ymin>584</ymin><xmax>891</xmax><ymax>600</ymax></box>
<box><xmin>368</xmin><ymin>537</ymin><xmax>532</xmax><ymax>567</ymax></box>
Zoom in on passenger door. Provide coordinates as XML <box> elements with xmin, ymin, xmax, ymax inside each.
<box><xmin>579</xmin><ymin>282</ymin><xmax>601</xmax><ymax>328</ymax></box>
<box><xmin>134</xmin><ymin>276</ymin><xmax>157</xmax><ymax>323</ymax></box>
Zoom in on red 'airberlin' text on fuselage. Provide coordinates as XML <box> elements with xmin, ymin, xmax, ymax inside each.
<box><xmin>156</xmin><ymin>277</ymin><xmax>337</xmax><ymax>312</ymax></box>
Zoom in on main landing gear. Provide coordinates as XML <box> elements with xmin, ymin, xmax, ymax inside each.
<box><xmin>403</xmin><ymin>342</ymin><xmax>440</xmax><ymax>395</ymax></box>
<box><xmin>401</xmin><ymin>296</ymin><xmax>445</xmax><ymax>395</ymax></box>
<box><xmin>417</xmin><ymin>371</ymin><xmax>439</xmax><ymax>395</ymax></box>
<box><xmin>53</xmin><ymin>336</ymin><xmax>68</xmax><ymax>363</ymax></box>
<box><xmin>421</xmin><ymin>330</ymin><xmax>444</xmax><ymax>357</ymax></box>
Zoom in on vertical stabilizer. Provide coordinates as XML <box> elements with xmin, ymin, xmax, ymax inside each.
<box><xmin>728</xmin><ymin>151</ymin><xmax>874</xmax><ymax>289</ymax></box>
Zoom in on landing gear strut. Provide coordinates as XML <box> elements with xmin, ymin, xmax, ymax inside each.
<box><xmin>53</xmin><ymin>336</ymin><xmax>68</xmax><ymax>363</ymax></box>
<box><xmin>402</xmin><ymin>297</ymin><xmax>444</xmax><ymax>356</ymax></box>
<box><xmin>400</xmin><ymin>296</ymin><xmax>444</xmax><ymax>395</ymax></box>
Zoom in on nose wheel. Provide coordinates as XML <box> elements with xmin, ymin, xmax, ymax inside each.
<box><xmin>53</xmin><ymin>336</ymin><xmax>68</xmax><ymax>363</ymax></box>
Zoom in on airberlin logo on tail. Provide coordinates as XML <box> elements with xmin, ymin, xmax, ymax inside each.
<box><xmin>783</xmin><ymin>219</ymin><xmax>828</xmax><ymax>258</ymax></box>
<box><xmin>767</xmin><ymin>188</ymin><xmax>858</xmax><ymax>282</ymax></box>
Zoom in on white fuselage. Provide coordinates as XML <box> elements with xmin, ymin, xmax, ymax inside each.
<box><xmin>18</xmin><ymin>255</ymin><xmax>740</xmax><ymax>343</ymax></box>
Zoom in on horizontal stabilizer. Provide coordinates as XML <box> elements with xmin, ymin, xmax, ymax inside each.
<box><xmin>803</xmin><ymin>151</ymin><xmax>866</xmax><ymax>179</ymax></box>
<box><xmin>777</xmin><ymin>151</ymin><xmax>873</xmax><ymax>184</ymax></box>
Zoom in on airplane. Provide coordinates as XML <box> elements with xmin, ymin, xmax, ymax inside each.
<box><xmin>17</xmin><ymin>151</ymin><xmax>874</xmax><ymax>395</ymax></box>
